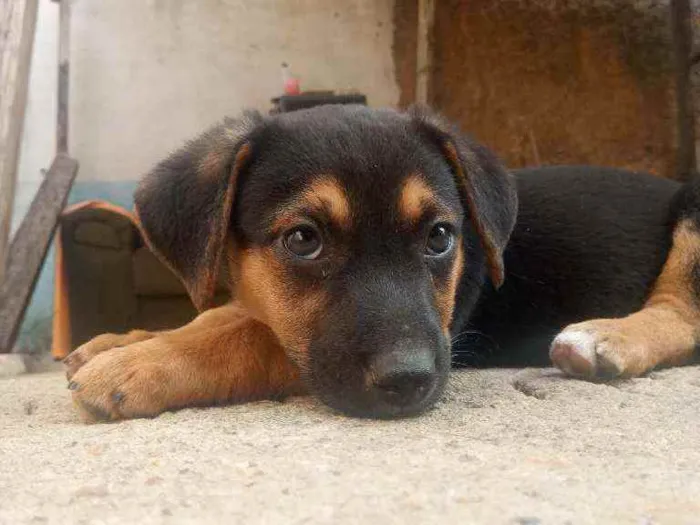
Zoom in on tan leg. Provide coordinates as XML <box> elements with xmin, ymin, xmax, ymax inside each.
<box><xmin>551</xmin><ymin>220</ymin><xmax>700</xmax><ymax>377</ymax></box>
<box><xmin>67</xmin><ymin>303</ymin><xmax>302</xmax><ymax>422</ymax></box>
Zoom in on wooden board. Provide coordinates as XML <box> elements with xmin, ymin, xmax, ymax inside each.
<box><xmin>0</xmin><ymin>154</ymin><xmax>78</xmax><ymax>353</ymax></box>
<box><xmin>0</xmin><ymin>0</ymin><xmax>40</xmax><ymax>284</ymax></box>
<box><xmin>671</xmin><ymin>0</ymin><xmax>696</xmax><ymax>179</ymax></box>
<box><xmin>415</xmin><ymin>0</ymin><xmax>435</xmax><ymax>105</ymax></box>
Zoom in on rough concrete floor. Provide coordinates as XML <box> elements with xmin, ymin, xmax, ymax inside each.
<box><xmin>1</xmin><ymin>367</ymin><xmax>699</xmax><ymax>525</ymax></box>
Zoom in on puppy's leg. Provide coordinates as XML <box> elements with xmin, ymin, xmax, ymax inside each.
<box><xmin>67</xmin><ymin>304</ymin><xmax>301</xmax><ymax>422</ymax></box>
<box><xmin>551</xmin><ymin>218</ymin><xmax>700</xmax><ymax>378</ymax></box>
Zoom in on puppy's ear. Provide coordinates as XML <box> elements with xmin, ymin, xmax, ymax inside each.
<box><xmin>411</xmin><ymin>106</ymin><xmax>518</xmax><ymax>288</ymax></box>
<box><xmin>134</xmin><ymin>111</ymin><xmax>263</xmax><ymax>310</ymax></box>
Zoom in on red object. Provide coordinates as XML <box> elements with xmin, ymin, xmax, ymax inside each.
<box><xmin>284</xmin><ymin>77</ymin><xmax>301</xmax><ymax>96</ymax></box>
<box><xmin>281</xmin><ymin>62</ymin><xmax>301</xmax><ymax>95</ymax></box>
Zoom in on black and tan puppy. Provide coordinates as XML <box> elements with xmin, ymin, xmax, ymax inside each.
<box><xmin>64</xmin><ymin>105</ymin><xmax>700</xmax><ymax>421</ymax></box>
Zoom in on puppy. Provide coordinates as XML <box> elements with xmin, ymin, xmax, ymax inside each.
<box><xmin>64</xmin><ymin>105</ymin><xmax>700</xmax><ymax>421</ymax></box>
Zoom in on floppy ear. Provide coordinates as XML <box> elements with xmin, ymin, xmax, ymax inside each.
<box><xmin>134</xmin><ymin>111</ymin><xmax>264</xmax><ymax>311</ymax></box>
<box><xmin>411</xmin><ymin>106</ymin><xmax>518</xmax><ymax>288</ymax></box>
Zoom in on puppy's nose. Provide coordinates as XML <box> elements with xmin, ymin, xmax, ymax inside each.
<box><xmin>369</xmin><ymin>349</ymin><xmax>436</xmax><ymax>408</ymax></box>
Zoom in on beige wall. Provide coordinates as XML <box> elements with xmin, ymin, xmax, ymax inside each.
<box><xmin>16</xmin><ymin>0</ymin><xmax>398</xmax><ymax>207</ymax></box>
<box><xmin>69</xmin><ymin>0</ymin><xmax>398</xmax><ymax>182</ymax></box>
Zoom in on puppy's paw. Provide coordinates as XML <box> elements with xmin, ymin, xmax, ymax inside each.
<box><xmin>64</xmin><ymin>330</ymin><xmax>155</xmax><ymax>380</ymax></box>
<box><xmin>549</xmin><ymin>320</ymin><xmax>652</xmax><ymax>379</ymax></box>
<box><xmin>68</xmin><ymin>339</ymin><xmax>172</xmax><ymax>422</ymax></box>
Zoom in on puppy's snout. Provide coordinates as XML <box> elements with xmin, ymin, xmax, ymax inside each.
<box><xmin>369</xmin><ymin>348</ymin><xmax>436</xmax><ymax>409</ymax></box>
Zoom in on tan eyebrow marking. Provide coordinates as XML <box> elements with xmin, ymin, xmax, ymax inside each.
<box><xmin>399</xmin><ymin>173</ymin><xmax>458</xmax><ymax>224</ymax></box>
<box><xmin>272</xmin><ymin>175</ymin><xmax>352</xmax><ymax>233</ymax></box>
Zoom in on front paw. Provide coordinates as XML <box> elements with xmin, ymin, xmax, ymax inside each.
<box><xmin>69</xmin><ymin>340</ymin><xmax>171</xmax><ymax>422</ymax></box>
<box><xmin>64</xmin><ymin>330</ymin><xmax>155</xmax><ymax>381</ymax></box>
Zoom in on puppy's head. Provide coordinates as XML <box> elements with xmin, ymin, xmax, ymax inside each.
<box><xmin>135</xmin><ymin>105</ymin><xmax>517</xmax><ymax>418</ymax></box>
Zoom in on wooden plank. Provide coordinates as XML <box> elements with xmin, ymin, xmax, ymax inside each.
<box><xmin>0</xmin><ymin>0</ymin><xmax>40</xmax><ymax>284</ymax></box>
<box><xmin>57</xmin><ymin>0</ymin><xmax>70</xmax><ymax>154</ymax></box>
<box><xmin>415</xmin><ymin>0</ymin><xmax>435</xmax><ymax>105</ymax></box>
<box><xmin>0</xmin><ymin>154</ymin><xmax>78</xmax><ymax>353</ymax></box>
<box><xmin>671</xmin><ymin>0</ymin><xmax>697</xmax><ymax>180</ymax></box>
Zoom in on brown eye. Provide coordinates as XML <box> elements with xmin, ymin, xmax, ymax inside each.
<box><xmin>426</xmin><ymin>223</ymin><xmax>454</xmax><ymax>256</ymax></box>
<box><xmin>284</xmin><ymin>225</ymin><xmax>323</xmax><ymax>259</ymax></box>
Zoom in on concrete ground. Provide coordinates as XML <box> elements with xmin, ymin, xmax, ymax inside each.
<box><xmin>1</xmin><ymin>366</ymin><xmax>699</xmax><ymax>525</ymax></box>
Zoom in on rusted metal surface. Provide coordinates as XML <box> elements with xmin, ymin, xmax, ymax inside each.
<box><xmin>395</xmin><ymin>0</ymin><xmax>688</xmax><ymax>178</ymax></box>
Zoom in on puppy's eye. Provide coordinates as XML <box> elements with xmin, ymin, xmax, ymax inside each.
<box><xmin>283</xmin><ymin>225</ymin><xmax>323</xmax><ymax>259</ymax></box>
<box><xmin>425</xmin><ymin>223</ymin><xmax>454</xmax><ymax>256</ymax></box>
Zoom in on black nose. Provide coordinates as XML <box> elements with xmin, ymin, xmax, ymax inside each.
<box><xmin>375</xmin><ymin>369</ymin><xmax>433</xmax><ymax>403</ymax></box>
<box><xmin>369</xmin><ymin>349</ymin><xmax>436</xmax><ymax>408</ymax></box>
